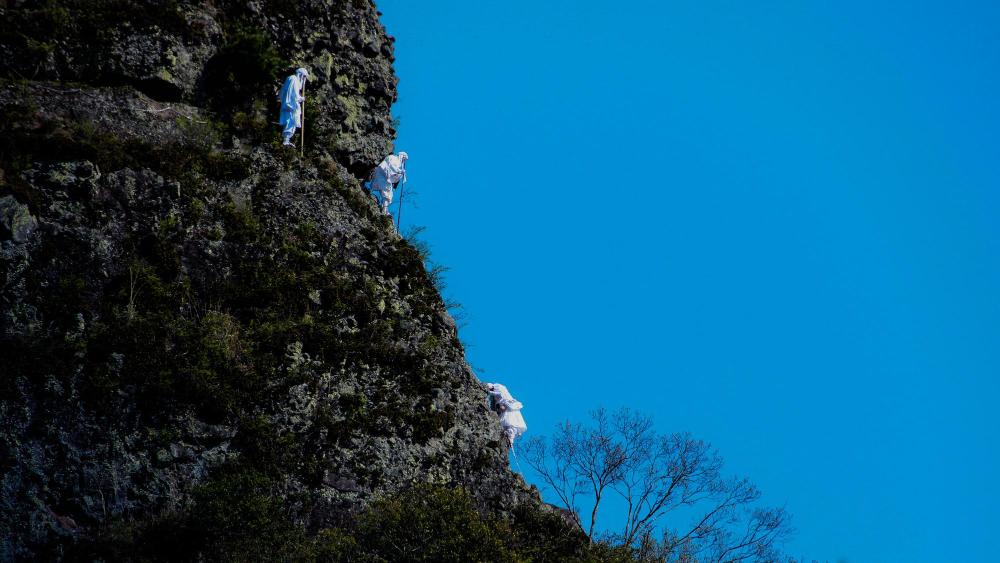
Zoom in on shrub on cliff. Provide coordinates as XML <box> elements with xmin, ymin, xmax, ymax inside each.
<box><xmin>79</xmin><ymin>484</ymin><xmax>618</xmax><ymax>562</ymax></box>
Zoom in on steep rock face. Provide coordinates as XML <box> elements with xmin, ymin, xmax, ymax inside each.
<box><xmin>0</xmin><ymin>2</ymin><xmax>534</xmax><ymax>559</ymax></box>
<box><xmin>0</xmin><ymin>0</ymin><xmax>397</xmax><ymax>175</ymax></box>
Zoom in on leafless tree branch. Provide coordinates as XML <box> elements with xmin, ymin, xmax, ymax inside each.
<box><xmin>524</xmin><ymin>407</ymin><xmax>794</xmax><ymax>562</ymax></box>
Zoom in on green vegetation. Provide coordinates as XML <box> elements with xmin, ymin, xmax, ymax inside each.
<box><xmin>0</xmin><ymin>1</ymin><xmax>294</xmax><ymax>137</ymax></box>
<box><xmin>0</xmin><ymin>55</ymin><xmax>466</xmax><ymax>550</ymax></box>
<box><xmin>403</xmin><ymin>225</ymin><xmax>464</xmax><ymax>320</ymax></box>
<box><xmin>76</xmin><ymin>484</ymin><xmax>631</xmax><ymax>562</ymax></box>
<box><xmin>0</xmin><ymin>0</ymin><xmax>188</xmax><ymax>86</ymax></box>
<box><xmin>0</xmin><ymin>5</ymin><xmax>566</xmax><ymax>561</ymax></box>
<box><xmin>0</xmin><ymin>100</ymin><xmax>246</xmax><ymax>210</ymax></box>
<box><xmin>203</xmin><ymin>27</ymin><xmax>286</xmax><ymax>139</ymax></box>
<box><xmin>0</xmin><ymin>124</ymin><xmax>479</xmax><ymax>556</ymax></box>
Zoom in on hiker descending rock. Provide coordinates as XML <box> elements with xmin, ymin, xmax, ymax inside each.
<box><xmin>370</xmin><ymin>151</ymin><xmax>408</xmax><ymax>215</ymax></box>
<box><xmin>278</xmin><ymin>67</ymin><xmax>309</xmax><ymax>146</ymax></box>
<box><xmin>486</xmin><ymin>383</ymin><xmax>527</xmax><ymax>447</ymax></box>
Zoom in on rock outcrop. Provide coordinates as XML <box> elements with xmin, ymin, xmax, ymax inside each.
<box><xmin>1</xmin><ymin>0</ymin><xmax>397</xmax><ymax>176</ymax></box>
<box><xmin>0</xmin><ymin>1</ymin><xmax>535</xmax><ymax>559</ymax></box>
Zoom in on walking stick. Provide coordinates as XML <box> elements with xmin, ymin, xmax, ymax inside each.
<box><xmin>396</xmin><ymin>162</ymin><xmax>407</xmax><ymax>228</ymax></box>
<box><xmin>299</xmin><ymin>79</ymin><xmax>306</xmax><ymax>157</ymax></box>
<box><xmin>396</xmin><ymin>179</ymin><xmax>405</xmax><ymax>228</ymax></box>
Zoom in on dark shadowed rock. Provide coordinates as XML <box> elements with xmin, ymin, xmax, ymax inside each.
<box><xmin>0</xmin><ymin>195</ymin><xmax>37</xmax><ymax>243</ymax></box>
<box><xmin>0</xmin><ymin>1</ymin><xmax>536</xmax><ymax>560</ymax></box>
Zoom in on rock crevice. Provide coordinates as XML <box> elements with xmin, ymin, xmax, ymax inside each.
<box><xmin>0</xmin><ymin>1</ymin><xmax>535</xmax><ymax>559</ymax></box>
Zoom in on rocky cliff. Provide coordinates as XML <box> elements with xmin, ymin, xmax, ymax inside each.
<box><xmin>0</xmin><ymin>1</ymin><xmax>537</xmax><ymax>559</ymax></box>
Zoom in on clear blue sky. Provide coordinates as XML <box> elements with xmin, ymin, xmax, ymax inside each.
<box><xmin>376</xmin><ymin>1</ymin><xmax>999</xmax><ymax>561</ymax></box>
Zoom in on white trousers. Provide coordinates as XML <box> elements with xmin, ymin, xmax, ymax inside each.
<box><xmin>501</xmin><ymin>411</ymin><xmax>527</xmax><ymax>445</ymax></box>
<box><xmin>280</xmin><ymin>108</ymin><xmax>300</xmax><ymax>144</ymax></box>
<box><xmin>371</xmin><ymin>171</ymin><xmax>393</xmax><ymax>214</ymax></box>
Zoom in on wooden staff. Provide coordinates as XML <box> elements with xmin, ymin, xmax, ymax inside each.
<box><xmin>299</xmin><ymin>78</ymin><xmax>306</xmax><ymax>156</ymax></box>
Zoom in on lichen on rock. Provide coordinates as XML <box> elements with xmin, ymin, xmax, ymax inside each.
<box><xmin>0</xmin><ymin>1</ymin><xmax>539</xmax><ymax>560</ymax></box>
<box><xmin>0</xmin><ymin>195</ymin><xmax>37</xmax><ymax>243</ymax></box>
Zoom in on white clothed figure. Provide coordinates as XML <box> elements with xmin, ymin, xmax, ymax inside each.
<box><xmin>278</xmin><ymin>68</ymin><xmax>309</xmax><ymax>146</ymax></box>
<box><xmin>370</xmin><ymin>151</ymin><xmax>408</xmax><ymax>215</ymax></box>
<box><xmin>486</xmin><ymin>382</ymin><xmax>527</xmax><ymax>447</ymax></box>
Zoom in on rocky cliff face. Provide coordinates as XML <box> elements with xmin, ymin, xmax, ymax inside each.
<box><xmin>0</xmin><ymin>1</ymin><xmax>534</xmax><ymax>559</ymax></box>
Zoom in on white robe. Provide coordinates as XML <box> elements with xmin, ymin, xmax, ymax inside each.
<box><xmin>487</xmin><ymin>383</ymin><xmax>527</xmax><ymax>442</ymax></box>
<box><xmin>278</xmin><ymin>74</ymin><xmax>305</xmax><ymax>137</ymax></box>
<box><xmin>371</xmin><ymin>154</ymin><xmax>407</xmax><ymax>212</ymax></box>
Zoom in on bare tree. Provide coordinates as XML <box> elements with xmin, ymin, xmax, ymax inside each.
<box><xmin>519</xmin><ymin>410</ymin><xmax>627</xmax><ymax>537</ymax></box>
<box><xmin>522</xmin><ymin>408</ymin><xmax>792</xmax><ymax>562</ymax></box>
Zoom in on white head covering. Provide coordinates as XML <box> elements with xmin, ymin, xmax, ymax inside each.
<box><xmin>296</xmin><ymin>67</ymin><xmax>310</xmax><ymax>79</ymax></box>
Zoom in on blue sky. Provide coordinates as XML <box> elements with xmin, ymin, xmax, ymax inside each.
<box><xmin>375</xmin><ymin>1</ymin><xmax>1000</xmax><ymax>560</ymax></box>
